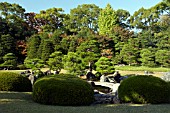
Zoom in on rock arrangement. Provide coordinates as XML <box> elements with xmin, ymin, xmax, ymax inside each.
<box><xmin>92</xmin><ymin>90</ymin><xmax>120</xmax><ymax>105</ymax></box>
<box><xmin>161</xmin><ymin>72</ymin><xmax>170</xmax><ymax>81</ymax></box>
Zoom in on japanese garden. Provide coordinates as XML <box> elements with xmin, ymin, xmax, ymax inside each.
<box><xmin>0</xmin><ymin>0</ymin><xmax>170</xmax><ymax>113</ymax></box>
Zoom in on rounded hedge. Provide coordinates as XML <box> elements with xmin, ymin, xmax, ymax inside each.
<box><xmin>118</xmin><ymin>75</ymin><xmax>169</xmax><ymax>104</ymax></box>
<box><xmin>167</xmin><ymin>82</ymin><xmax>170</xmax><ymax>103</ymax></box>
<box><xmin>32</xmin><ymin>74</ymin><xmax>94</xmax><ymax>106</ymax></box>
<box><xmin>0</xmin><ymin>72</ymin><xmax>32</xmax><ymax>92</ymax></box>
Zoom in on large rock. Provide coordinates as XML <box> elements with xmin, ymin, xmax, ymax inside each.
<box><xmin>161</xmin><ymin>72</ymin><xmax>170</xmax><ymax>81</ymax></box>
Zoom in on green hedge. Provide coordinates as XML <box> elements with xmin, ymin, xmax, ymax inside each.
<box><xmin>167</xmin><ymin>82</ymin><xmax>170</xmax><ymax>102</ymax></box>
<box><xmin>118</xmin><ymin>75</ymin><xmax>169</xmax><ymax>104</ymax></box>
<box><xmin>0</xmin><ymin>72</ymin><xmax>32</xmax><ymax>92</ymax></box>
<box><xmin>32</xmin><ymin>74</ymin><xmax>94</xmax><ymax>106</ymax></box>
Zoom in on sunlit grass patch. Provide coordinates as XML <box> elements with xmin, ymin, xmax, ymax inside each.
<box><xmin>115</xmin><ymin>66</ymin><xmax>170</xmax><ymax>72</ymax></box>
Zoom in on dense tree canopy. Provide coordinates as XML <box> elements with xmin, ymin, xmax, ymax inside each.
<box><xmin>47</xmin><ymin>51</ymin><xmax>63</xmax><ymax>72</ymax></box>
<box><xmin>98</xmin><ymin>4</ymin><xmax>118</xmax><ymax>36</ymax></box>
<box><xmin>0</xmin><ymin>1</ymin><xmax>170</xmax><ymax>74</ymax></box>
<box><xmin>35</xmin><ymin>8</ymin><xmax>68</xmax><ymax>32</ymax></box>
<box><xmin>68</xmin><ymin>4</ymin><xmax>101</xmax><ymax>33</ymax></box>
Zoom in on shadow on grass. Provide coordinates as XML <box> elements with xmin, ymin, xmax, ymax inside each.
<box><xmin>0</xmin><ymin>91</ymin><xmax>169</xmax><ymax>113</ymax></box>
<box><xmin>0</xmin><ymin>91</ymin><xmax>32</xmax><ymax>100</ymax></box>
<box><xmin>0</xmin><ymin>91</ymin><xmax>34</xmax><ymax>106</ymax></box>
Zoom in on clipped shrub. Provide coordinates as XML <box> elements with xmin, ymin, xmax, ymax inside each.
<box><xmin>33</xmin><ymin>74</ymin><xmax>94</xmax><ymax>106</ymax></box>
<box><xmin>167</xmin><ymin>82</ymin><xmax>170</xmax><ymax>103</ymax></box>
<box><xmin>118</xmin><ymin>75</ymin><xmax>169</xmax><ymax>104</ymax></box>
<box><xmin>0</xmin><ymin>72</ymin><xmax>32</xmax><ymax>92</ymax></box>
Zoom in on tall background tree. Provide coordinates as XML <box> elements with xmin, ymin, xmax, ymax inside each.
<box><xmin>0</xmin><ymin>34</ymin><xmax>15</xmax><ymax>63</ymax></box>
<box><xmin>35</xmin><ymin>8</ymin><xmax>68</xmax><ymax>32</ymax></box>
<box><xmin>1</xmin><ymin>1</ymin><xmax>170</xmax><ymax>71</ymax></box>
<box><xmin>66</xmin><ymin>4</ymin><xmax>101</xmax><ymax>33</ymax></box>
<box><xmin>140</xmin><ymin>48</ymin><xmax>156</xmax><ymax>67</ymax></box>
<box><xmin>98</xmin><ymin>4</ymin><xmax>118</xmax><ymax>36</ymax></box>
<box><xmin>0</xmin><ymin>2</ymin><xmax>36</xmax><ymax>63</ymax></box>
<box><xmin>26</xmin><ymin>35</ymin><xmax>41</xmax><ymax>59</ymax></box>
<box><xmin>41</xmin><ymin>39</ymin><xmax>54</xmax><ymax>61</ymax></box>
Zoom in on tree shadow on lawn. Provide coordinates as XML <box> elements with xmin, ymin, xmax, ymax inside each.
<box><xmin>0</xmin><ymin>91</ymin><xmax>32</xmax><ymax>103</ymax></box>
<box><xmin>0</xmin><ymin>91</ymin><xmax>169</xmax><ymax>113</ymax></box>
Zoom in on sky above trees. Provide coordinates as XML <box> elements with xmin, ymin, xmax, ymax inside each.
<box><xmin>1</xmin><ymin>0</ymin><xmax>162</xmax><ymax>14</ymax></box>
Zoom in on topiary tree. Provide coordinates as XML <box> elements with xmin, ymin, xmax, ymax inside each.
<box><xmin>24</xmin><ymin>58</ymin><xmax>44</xmax><ymax>71</ymax></box>
<box><xmin>118</xmin><ymin>75</ymin><xmax>169</xmax><ymax>104</ymax></box>
<box><xmin>76</xmin><ymin>39</ymin><xmax>100</xmax><ymax>72</ymax></box>
<box><xmin>32</xmin><ymin>74</ymin><xmax>94</xmax><ymax>106</ymax></box>
<box><xmin>140</xmin><ymin>49</ymin><xmax>156</xmax><ymax>67</ymax></box>
<box><xmin>1</xmin><ymin>53</ymin><xmax>17</xmax><ymax>69</ymax></box>
<box><xmin>47</xmin><ymin>51</ymin><xmax>63</xmax><ymax>73</ymax></box>
<box><xmin>95</xmin><ymin>57</ymin><xmax>115</xmax><ymax>75</ymax></box>
<box><xmin>0</xmin><ymin>72</ymin><xmax>32</xmax><ymax>92</ymax></box>
<box><xmin>62</xmin><ymin>52</ymin><xmax>84</xmax><ymax>76</ymax></box>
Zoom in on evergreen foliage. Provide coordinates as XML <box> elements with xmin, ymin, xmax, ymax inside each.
<box><xmin>32</xmin><ymin>74</ymin><xmax>94</xmax><ymax>106</ymax></box>
<box><xmin>98</xmin><ymin>4</ymin><xmax>118</xmax><ymax>36</ymax></box>
<box><xmin>62</xmin><ymin>52</ymin><xmax>84</xmax><ymax>76</ymax></box>
<box><xmin>47</xmin><ymin>51</ymin><xmax>63</xmax><ymax>72</ymax></box>
<box><xmin>0</xmin><ymin>34</ymin><xmax>15</xmax><ymax>63</ymax></box>
<box><xmin>118</xmin><ymin>75</ymin><xmax>169</xmax><ymax>104</ymax></box>
<box><xmin>1</xmin><ymin>53</ymin><xmax>17</xmax><ymax>69</ymax></box>
<box><xmin>95</xmin><ymin>57</ymin><xmax>115</xmax><ymax>75</ymax></box>
<box><xmin>155</xmin><ymin>50</ymin><xmax>170</xmax><ymax>67</ymax></box>
<box><xmin>77</xmin><ymin>39</ymin><xmax>100</xmax><ymax>71</ymax></box>
<box><xmin>68</xmin><ymin>4</ymin><xmax>101</xmax><ymax>32</ymax></box>
<box><xmin>24</xmin><ymin>58</ymin><xmax>44</xmax><ymax>70</ymax></box>
<box><xmin>27</xmin><ymin>35</ymin><xmax>41</xmax><ymax>59</ymax></box>
<box><xmin>0</xmin><ymin>72</ymin><xmax>32</xmax><ymax>92</ymax></box>
<box><xmin>120</xmin><ymin>38</ymin><xmax>139</xmax><ymax>65</ymax></box>
<box><xmin>140</xmin><ymin>49</ymin><xmax>156</xmax><ymax>67</ymax></box>
<box><xmin>0</xmin><ymin>1</ymin><xmax>170</xmax><ymax>69</ymax></box>
<box><xmin>41</xmin><ymin>39</ymin><xmax>54</xmax><ymax>61</ymax></box>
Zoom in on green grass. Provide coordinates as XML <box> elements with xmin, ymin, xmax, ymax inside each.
<box><xmin>0</xmin><ymin>68</ymin><xmax>67</xmax><ymax>74</ymax></box>
<box><xmin>115</xmin><ymin>66</ymin><xmax>170</xmax><ymax>72</ymax></box>
<box><xmin>0</xmin><ymin>69</ymin><xmax>26</xmax><ymax>73</ymax></box>
<box><xmin>0</xmin><ymin>91</ymin><xmax>170</xmax><ymax>113</ymax></box>
<box><xmin>0</xmin><ymin>66</ymin><xmax>167</xmax><ymax>77</ymax></box>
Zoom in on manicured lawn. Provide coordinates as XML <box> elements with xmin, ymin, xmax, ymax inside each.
<box><xmin>0</xmin><ymin>69</ymin><xmax>26</xmax><ymax>73</ymax></box>
<box><xmin>0</xmin><ymin>91</ymin><xmax>169</xmax><ymax>113</ymax></box>
<box><xmin>0</xmin><ymin>68</ymin><xmax>67</xmax><ymax>74</ymax></box>
<box><xmin>117</xmin><ymin>70</ymin><xmax>164</xmax><ymax>77</ymax></box>
<box><xmin>115</xmin><ymin>66</ymin><xmax>170</xmax><ymax>77</ymax></box>
<box><xmin>115</xmin><ymin>66</ymin><xmax>170</xmax><ymax>72</ymax></box>
<box><xmin>0</xmin><ymin>66</ymin><xmax>168</xmax><ymax>77</ymax></box>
